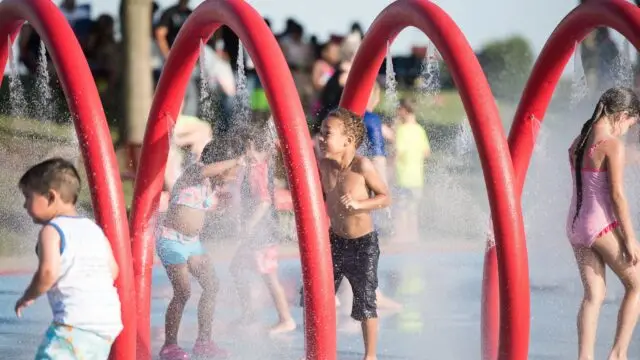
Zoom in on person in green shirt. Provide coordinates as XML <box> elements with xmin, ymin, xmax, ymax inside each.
<box><xmin>394</xmin><ymin>98</ymin><xmax>431</xmax><ymax>243</ymax></box>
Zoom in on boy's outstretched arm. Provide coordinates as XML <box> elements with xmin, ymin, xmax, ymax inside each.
<box><xmin>15</xmin><ymin>225</ymin><xmax>61</xmax><ymax>317</ymax></box>
<box><xmin>341</xmin><ymin>157</ymin><xmax>391</xmax><ymax>211</ymax></box>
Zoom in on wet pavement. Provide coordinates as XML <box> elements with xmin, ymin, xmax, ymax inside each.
<box><xmin>2</xmin><ymin>249</ymin><xmax>640</xmax><ymax>359</ymax></box>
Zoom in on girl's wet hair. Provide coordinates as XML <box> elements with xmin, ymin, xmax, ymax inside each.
<box><xmin>572</xmin><ymin>87</ymin><xmax>640</xmax><ymax>228</ymax></box>
<box><xmin>247</xmin><ymin>122</ymin><xmax>276</xmax><ymax>153</ymax></box>
<box><xmin>200</xmin><ymin>136</ymin><xmax>247</xmax><ymax>165</ymax></box>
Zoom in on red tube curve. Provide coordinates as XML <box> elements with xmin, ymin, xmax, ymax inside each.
<box><xmin>510</xmin><ymin>0</ymin><xmax>640</xmax><ymax>182</ymax></box>
<box><xmin>478</xmin><ymin>3</ymin><xmax>640</xmax><ymax>359</ymax></box>
<box><xmin>0</xmin><ymin>0</ymin><xmax>135</xmax><ymax>359</ymax></box>
<box><xmin>129</xmin><ymin>0</ymin><xmax>333</xmax><ymax>359</ymax></box>
<box><xmin>340</xmin><ymin>1</ymin><xmax>529</xmax><ymax>359</ymax></box>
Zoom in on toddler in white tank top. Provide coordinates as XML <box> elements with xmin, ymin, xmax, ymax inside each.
<box><xmin>14</xmin><ymin>158</ymin><xmax>122</xmax><ymax>360</ymax></box>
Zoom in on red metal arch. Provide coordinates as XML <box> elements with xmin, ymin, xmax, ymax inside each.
<box><xmin>340</xmin><ymin>1</ymin><xmax>529</xmax><ymax>360</ymax></box>
<box><xmin>0</xmin><ymin>0</ymin><xmax>136</xmax><ymax>358</ymax></box>
<box><xmin>509</xmin><ymin>0</ymin><xmax>640</xmax><ymax>178</ymax></box>
<box><xmin>481</xmin><ymin>1</ymin><xmax>640</xmax><ymax>359</ymax></box>
<box><xmin>129</xmin><ymin>0</ymin><xmax>333</xmax><ymax>359</ymax></box>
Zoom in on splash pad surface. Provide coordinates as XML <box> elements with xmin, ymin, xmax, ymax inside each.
<box><xmin>3</xmin><ymin>0</ymin><xmax>640</xmax><ymax>358</ymax></box>
<box><xmin>2</xmin><ymin>247</ymin><xmax>640</xmax><ymax>360</ymax></box>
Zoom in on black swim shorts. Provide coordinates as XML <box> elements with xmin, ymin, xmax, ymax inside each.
<box><xmin>330</xmin><ymin>229</ymin><xmax>380</xmax><ymax>321</ymax></box>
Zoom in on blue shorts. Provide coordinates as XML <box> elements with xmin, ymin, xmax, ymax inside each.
<box><xmin>156</xmin><ymin>237</ymin><xmax>205</xmax><ymax>266</ymax></box>
<box><xmin>35</xmin><ymin>323</ymin><xmax>113</xmax><ymax>360</ymax></box>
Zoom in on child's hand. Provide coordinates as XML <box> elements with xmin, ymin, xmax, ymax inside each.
<box><xmin>15</xmin><ymin>296</ymin><xmax>34</xmax><ymax>318</ymax></box>
<box><xmin>340</xmin><ymin>194</ymin><xmax>361</xmax><ymax>211</ymax></box>
<box><xmin>624</xmin><ymin>240</ymin><xmax>640</xmax><ymax>265</ymax></box>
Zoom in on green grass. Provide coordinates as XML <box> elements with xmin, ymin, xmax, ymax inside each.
<box><xmin>0</xmin><ymin>116</ymin><xmax>74</xmax><ymax>141</ymax></box>
<box><xmin>0</xmin><ymin>116</ymin><xmax>135</xmax><ymax>210</ymax></box>
<box><xmin>377</xmin><ymin>89</ymin><xmax>516</xmax><ymax>127</ymax></box>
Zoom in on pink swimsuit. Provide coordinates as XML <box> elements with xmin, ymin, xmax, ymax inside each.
<box><xmin>566</xmin><ymin>140</ymin><xmax>619</xmax><ymax>248</ymax></box>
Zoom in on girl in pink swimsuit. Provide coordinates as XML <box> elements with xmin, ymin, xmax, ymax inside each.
<box><xmin>566</xmin><ymin>87</ymin><xmax>640</xmax><ymax>360</ymax></box>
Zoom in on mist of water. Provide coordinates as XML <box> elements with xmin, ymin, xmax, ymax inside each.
<box><xmin>198</xmin><ymin>39</ymin><xmax>214</xmax><ymax>123</ymax></box>
<box><xmin>417</xmin><ymin>42</ymin><xmax>441</xmax><ymax>102</ymax></box>
<box><xmin>34</xmin><ymin>41</ymin><xmax>55</xmax><ymax>122</ymax></box>
<box><xmin>612</xmin><ymin>38</ymin><xmax>634</xmax><ymax>88</ymax></box>
<box><xmin>421</xmin><ymin>120</ymin><xmax>489</xmax><ymax>242</ymax></box>
<box><xmin>384</xmin><ymin>41</ymin><xmax>399</xmax><ymax>116</ymax></box>
<box><xmin>8</xmin><ymin>37</ymin><xmax>26</xmax><ymax>118</ymax></box>
<box><xmin>232</xmin><ymin>42</ymin><xmax>250</xmax><ymax>129</ymax></box>
<box><xmin>571</xmin><ymin>42</ymin><xmax>588</xmax><ymax>109</ymax></box>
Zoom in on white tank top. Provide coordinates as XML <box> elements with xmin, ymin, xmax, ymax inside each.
<box><xmin>45</xmin><ymin>216</ymin><xmax>123</xmax><ymax>339</ymax></box>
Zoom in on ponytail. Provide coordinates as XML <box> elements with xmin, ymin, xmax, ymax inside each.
<box><xmin>572</xmin><ymin>101</ymin><xmax>606</xmax><ymax>228</ymax></box>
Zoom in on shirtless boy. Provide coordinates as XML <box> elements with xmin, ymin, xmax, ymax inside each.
<box><xmin>317</xmin><ymin>107</ymin><xmax>391</xmax><ymax>360</ymax></box>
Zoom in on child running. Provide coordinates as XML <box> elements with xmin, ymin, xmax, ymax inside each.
<box><xmin>14</xmin><ymin>158</ymin><xmax>122</xmax><ymax>359</ymax></box>
<box><xmin>317</xmin><ymin>107</ymin><xmax>391</xmax><ymax>360</ymax></box>
<box><xmin>567</xmin><ymin>87</ymin><xmax>640</xmax><ymax>360</ymax></box>
<box><xmin>157</xmin><ymin>139</ymin><xmax>246</xmax><ymax>360</ymax></box>
<box><xmin>229</xmin><ymin>124</ymin><xmax>296</xmax><ymax>335</ymax></box>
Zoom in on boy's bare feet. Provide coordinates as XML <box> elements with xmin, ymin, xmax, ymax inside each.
<box><xmin>268</xmin><ymin>319</ymin><xmax>296</xmax><ymax>335</ymax></box>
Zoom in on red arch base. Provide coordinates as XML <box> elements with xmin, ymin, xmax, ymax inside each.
<box><xmin>0</xmin><ymin>0</ymin><xmax>135</xmax><ymax>358</ymax></box>
<box><xmin>129</xmin><ymin>0</ymin><xmax>333</xmax><ymax>359</ymax></box>
<box><xmin>340</xmin><ymin>1</ymin><xmax>529</xmax><ymax>359</ymax></box>
<box><xmin>482</xmin><ymin>1</ymin><xmax>640</xmax><ymax>359</ymax></box>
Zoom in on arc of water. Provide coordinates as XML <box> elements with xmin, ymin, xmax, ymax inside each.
<box><xmin>0</xmin><ymin>0</ymin><xmax>135</xmax><ymax>358</ymax></box>
<box><xmin>340</xmin><ymin>1</ymin><xmax>529</xmax><ymax>360</ymax></box>
<box><xmin>129</xmin><ymin>1</ymin><xmax>332</xmax><ymax>359</ymax></box>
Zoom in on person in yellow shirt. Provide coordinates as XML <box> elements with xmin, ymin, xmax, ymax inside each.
<box><xmin>394</xmin><ymin>98</ymin><xmax>430</xmax><ymax>243</ymax></box>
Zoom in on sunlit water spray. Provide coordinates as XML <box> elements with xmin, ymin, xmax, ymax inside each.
<box><xmin>232</xmin><ymin>42</ymin><xmax>250</xmax><ymax>129</ymax></box>
<box><xmin>612</xmin><ymin>38</ymin><xmax>634</xmax><ymax>88</ymax></box>
<box><xmin>571</xmin><ymin>42</ymin><xmax>588</xmax><ymax>109</ymax></box>
<box><xmin>384</xmin><ymin>41</ymin><xmax>399</xmax><ymax>116</ymax></box>
<box><xmin>35</xmin><ymin>41</ymin><xmax>55</xmax><ymax>122</ymax></box>
<box><xmin>8</xmin><ymin>37</ymin><xmax>26</xmax><ymax>118</ymax></box>
<box><xmin>422</xmin><ymin>120</ymin><xmax>489</xmax><ymax>242</ymax></box>
<box><xmin>198</xmin><ymin>39</ymin><xmax>214</xmax><ymax>123</ymax></box>
<box><xmin>417</xmin><ymin>42</ymin><xmax>440</xmax><ymax>103</ymax></box>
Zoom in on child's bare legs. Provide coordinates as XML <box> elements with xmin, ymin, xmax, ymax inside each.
<box><xmin>164</xmin><ymin>264</ymin><xmax>192</xmax><ymax>346</ymax></box>
<box><xmin>361</xmin><ymin>318</ymin><xmax>379</xmax><ymax>360</ymax></box>
<box><xmin>187</xmin><ymin>255</ymin><xmax>218</xmax><ymax>342</ymax></box>
<box><xmin>574</xmin><ymin>230</ymin><xmax>640</xmax><ymax>360</ymax></box>
<box><xmin>229</xmin><ymin>251</ymin><xmax>255</xmax><ymax>323</ymax></box>
<box><xmin>262</xmin><ymin>272</ymin><xmax>296</xmax><ymax>334</ymax></box>
<box><xmin>573</xmin><ymin>246</ymin><xmax>605</xmax><ymax>360</ymax></box>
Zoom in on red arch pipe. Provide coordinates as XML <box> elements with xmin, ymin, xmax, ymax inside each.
<box><xmin>482</xmin><ymin>1</ymin><xmax>640</xmax><ymax>358</ymax></box>
<box><xmin>0</xmin><ymin>0</ymin><xmax>135</xmax><ymax>358</ymax></box>
<box><xmin>129</xmin><ymin>0</ymin><xmax>333</xmax><ymax>359</ymax></box>
<box><xmin>340</xmin><ymin>1</ymin><xmax>529</xmax><ymax>359</ymax></box>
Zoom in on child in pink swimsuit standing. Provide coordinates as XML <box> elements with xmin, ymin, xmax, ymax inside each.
<box><xmin>567</xmin><ymin>87</ymin><xmax>640</xmax><ymax>360</ymax></box>
<box><xmin>157</xmin><ymin>139</ymin><xmax>246</xmax><ymax>360</ymax></box>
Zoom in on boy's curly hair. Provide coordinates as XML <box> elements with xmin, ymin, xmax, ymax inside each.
<box><xmin>326</xmin><ymin>107</ymin><xmax>366</xmax><ymax>148</ymax></box>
